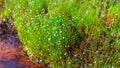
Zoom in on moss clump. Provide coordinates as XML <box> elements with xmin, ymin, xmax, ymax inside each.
<box><xmin>2</xmin><ymin>0</ymin><xmax>120</xmax><ymax>68</ymax></box>
<box><xmin>2</xmin><ymin>0</ymin><xmax>76</xmax><ymax>66</ymax></box>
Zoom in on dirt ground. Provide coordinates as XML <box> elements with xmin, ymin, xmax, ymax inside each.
<box><xmin>0</xmin><ymin>18</ymin><xmax>48</xmax><ymax>68</ymax></box>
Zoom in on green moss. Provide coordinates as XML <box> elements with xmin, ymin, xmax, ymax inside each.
<box><xmin>2</xmin><ymin>0</ymin><xmax>120</xmax><ymax>68</ymax></box>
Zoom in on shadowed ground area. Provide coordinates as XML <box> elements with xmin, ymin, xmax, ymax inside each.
<box><xmin>0</xmin><ymin>19</ymin><xmax>48</xmax><ymax>68</ymax></box>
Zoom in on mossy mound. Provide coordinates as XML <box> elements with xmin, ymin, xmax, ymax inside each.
<box><xmin>2</xmin><ymin>0</ymin><xmax>120</xmax><ymax>68</ymax></box>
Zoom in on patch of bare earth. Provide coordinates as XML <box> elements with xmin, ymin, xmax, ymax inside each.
<box><xmin>0</xmin><ymin>18</ymin><xmax>48</xmax><ymax>68</ymax></box>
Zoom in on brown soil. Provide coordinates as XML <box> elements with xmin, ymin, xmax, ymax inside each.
<box><xmin>0</xmin><ymin>18</ymin><xmax>49</xmax><ymax>68</ymax></box>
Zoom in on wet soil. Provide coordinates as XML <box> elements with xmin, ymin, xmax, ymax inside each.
<box><xmin>0</xmin><ymin>19</ymin><xmax>48</xmax><ymax>68</ymax></box>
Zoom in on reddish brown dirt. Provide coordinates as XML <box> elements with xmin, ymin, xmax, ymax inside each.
<box><xmin>0</xmin><ymin>18</ymin><xmax>49</xmax><ymax>68</ymax></box>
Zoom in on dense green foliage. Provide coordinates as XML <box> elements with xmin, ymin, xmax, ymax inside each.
<box><xmin>2</xmin><ymin>0</ymin><xmax>120</xmax><ymax>68</ymax></box>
